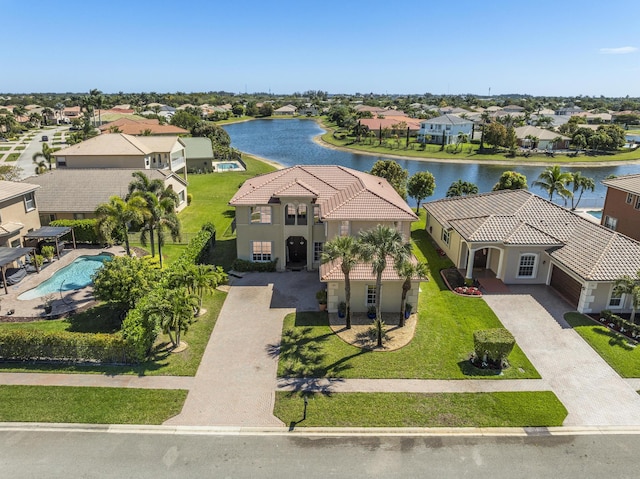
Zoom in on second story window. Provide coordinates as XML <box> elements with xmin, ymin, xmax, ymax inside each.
<box><xmin>340</xmin><ymin>221</ymin><xmax>350</xmax><ymax>237</ymax></box>
<box><xmin>313</xmin><ymin>205</ymin><xmax>322</xmax><ymax>224</ymax></box>
<box><xmin>285</xmin><ymin>204</ymin><xmax>296</xmax><ymax>225</ymax></box>
<box><xmin>24</xmin><ymin>192</ymin><xmax>35</xmax><ymax>212</ymax></box>
<box><xmin>251</xmin><ymin>206</ymin><xmax>272</xmax><ymax>224</ymax></box>
<box><xmin>297</xmin><ymin>204</ymin><xmax>307</xmax><ymax>225</ymax></box>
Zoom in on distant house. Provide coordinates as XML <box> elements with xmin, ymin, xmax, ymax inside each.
<box><xmin>99</xmin><ymin>118</ymin><xmax>188</xmax><ymax>136</ymax></box>
<box><xmin>0</xmin><ymin>181</ymin><xmax>41</xmax><ymax>248</ymax></box>
<box><xmin>418</xmin><ymin>114</ymin><xmax>473</xmax><ymax>145</ymax></box>
<box><xmin>229</xmin><ymin>165</ymin><xmax>420</xmax><ymax>313</ymax></box>
<box><xmin>501</xmin><ymin>105</ymin><xmax>526</xmax><ymax>114</ymax></box>
<box><xmin>555</xmin><ymin>106</ymin><xmax>583</xmax><ymax>116</ymax></box>
<box><xmin>358</xmin><ymin>117</ymin><xmax>422</xmax><ymax>138</ymax></box>
<box><xmin>424</xmin><ymin>189</ymin><xmax>640</xmax><ymax>314</ymax></box>
<box><xmin>514</xmin><ymin>126</ymin><xmax>570</xmax><ymax>150</ymax></box>
<box><xmin>273</xmin><ymin>105</ymin><xmax>297</xmax><ymax>116</ymax></box>
<box><xmin>52</xmin><ymin>133</ymin><xmax>187</xmax><ymax>178</ymax></box>
<box><xmin>24</xmin><ymin>169</ymin><xmax>188</xmax><ymax>223</ymax></box>
<box><xmin>182</xmin><ymin>137</ymin><xmax>215</xmax><ymax>172</ymax></box>
<box><xmin>601</xmin><ymin>174</ymin><xmax>640</xmax><ymax>240</ymax></box>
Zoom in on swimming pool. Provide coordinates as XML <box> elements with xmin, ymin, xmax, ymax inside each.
<box><xmin>587</xmin><ymin>210</ymin><xmax>603</xmax><ymax>220</ymax></box>
<box><xmin>18</xmin><ymin>253</ymin><xmax>113</xmax><ymax>301</ymax></box>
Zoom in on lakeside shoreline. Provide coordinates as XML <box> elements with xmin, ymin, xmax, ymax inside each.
<box><xmin>223</xmin><ymin>116</ymin><xmax>640</xmax><ymax>168</ymax></box>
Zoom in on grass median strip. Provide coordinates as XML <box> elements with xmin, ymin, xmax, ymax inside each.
<box><xmin>564</xmin><ymin>312</ymin><xmax>640</xmax><ymax>377</ymax></box>
<box><xmin>274</xmin><ymin>391</ymin><xmax>567</xmax><ymax>427</ymax></box>
<box><xmin>0</xmin><ymin>385</ymin><xmax>187</xmax><ymax>424</ymax></box>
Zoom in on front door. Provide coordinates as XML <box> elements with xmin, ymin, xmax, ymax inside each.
<box><xmin>473</xmin><ymin>248</ymin><xmax>488</xmax><ymax>269</ymax></box>
<box><xmin>287</xmin><ymin>236</ymin><xmax>307</xmax><ymax>267</ymax></box>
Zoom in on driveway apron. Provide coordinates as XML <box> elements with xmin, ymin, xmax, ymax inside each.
<box><xmin>483</xmin><ymin>286</ymin><xmax>640</xmax><ymax>426</ymax></box>
<box><xmin>165</xmin><ymin>271</ymin><xmax>320</xmax><ymax>427</ymax></box>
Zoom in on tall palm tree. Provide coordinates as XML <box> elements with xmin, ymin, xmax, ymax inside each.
<box><xmin>359</xmin><ymin>225</ymin><xmax>412</xmax><ymax>347</ymax></box>
<box><xmin>41</xmin><ymin>107</ymin><xmax>53</xmax><ymax>126</ymax></box>
<box><xmin>32</xmin><ymin>143</ymin><xmax>55</xmax><ymax>172</ymax></box>
<box><xmin>90</xmin><ymin>89</ymin><xmax>104</xmax><ymax>126</ymax></box>
<box><xmin>613</xmin><ymin>271</ymin><xmax>640</xmax><ymax>324</ymax></box>
<box><xmin>95</xmin><ymin>195</ymin><xmax>147</xmax><ymax>256</ymax></box>
<box><xmin>190</xmin><ymin>264</ymin><xmax>225</xmax><ymax>310</ymax></box>
<box><xmin>321</xmin><ymin>236</ymin><xmax>362</xmax><ymax>329</ymax></box>
<box><xmin>154</xmin><ymin>200</ymin><xmax>181</xmax><ymax>269</ymax></box>
<box><xmin>569</xmin><ymin>171</ymin><xmax>595</xmax><ymax>210</ymax></box>
<box><xmin>397</xmin><ymin>260</ymin><xmax>428</xmax><ymax>327</ymax></box>
<box><xmin>127</xmin><ymin>171</ymin><xmax>178</xmax><ymax>261</ymax></box>
<box><xmin>146</xmin><ymin>287</ymin><xmax>198</xmax><ymax>349</ymax></box>
<box><xmin>446</xmin><ymin>179</ymin><xmax>478</xmax><ymax>197</ymax></box>
<box><xmin>532</xmin><ymin>165</ymin><xmax>573</xmax><ymax>202</ymax></box>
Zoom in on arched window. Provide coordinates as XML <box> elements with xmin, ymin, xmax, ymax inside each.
<box><xmin>297</xmin><ymin>204</ymin><xmax>307</xmax><ymax>225</ymax></box>
<box><xmin>285</xmin><ymin>204</ymin><xmax>296</xmax><ymax>225</ymax></box>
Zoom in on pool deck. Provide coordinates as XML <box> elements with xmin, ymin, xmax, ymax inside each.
<box><xmin>0</xmin><ymin>245</ymin><xmax>125</xmax><ymax>320</ymax></box>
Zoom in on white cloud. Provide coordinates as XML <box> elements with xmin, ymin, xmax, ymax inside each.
<box><xmin>599</xmin><ymin>46</ymin><xmax>638</xmax><ymax>55</ymax></box>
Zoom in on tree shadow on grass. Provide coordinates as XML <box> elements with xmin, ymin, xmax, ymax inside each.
<box><xmin>66</xmin><ymin>303</ymin><xmax>125</xmax><ymax>334</ymax></box>
<box><xmin>457</xmin><ymin>359</ymin><xmax>505</xmax><ymax>377</ymax></box>
<box><xmin>592</xmin><ymin>327</ymin><xmax>636</xmax><ymax>351</ymax></box>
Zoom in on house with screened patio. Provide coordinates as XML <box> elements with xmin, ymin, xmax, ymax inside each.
<box><xmin>229</xmin><ymin>165</ymin><xmax>422</xmax><ymax>313</ymax></box>
<box><xmin>424</xmin><ymin>189</ymin><xmax>640</xmax><ymax>314</ymax></box>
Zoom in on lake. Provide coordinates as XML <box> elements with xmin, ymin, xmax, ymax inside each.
<box><xmin>224</xmin><ymin>119</ymin><xmax>640</xmax><ymax>207</ymax></box>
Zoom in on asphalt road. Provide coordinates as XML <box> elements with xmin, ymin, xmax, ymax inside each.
<box><xmin>0</xmin><ymin>428</ymin><xmax>635</xmax><ymax>478</ymax></box>
<box><xmin>16</xmin><ymin>125</ymin><xmax>67</xmax><ymax>179</ymax></box>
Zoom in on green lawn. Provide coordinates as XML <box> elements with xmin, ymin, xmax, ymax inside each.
<box><xmin>0</xmin><ymin>146</ymin><xmax>10</xmax><ymax>151</ymax></box>
<box><xmin>0</xmin><ymin>290</ymin><xmax>226</xmax><ymax>376</ymax></box>
<box><xmin>0</xmin><ymin>385</ymin><xmax>186</xmax><ymax>424</ymax></box>
<box><xmin>274</xmin><ymin>391</ymin><xmax>567</xmax><ymax>427</ymax></box>
<box><xmin>14</xmin><ymin>146</ymin><xmax>25</xmax><ymax>151</ymax></box>
<box><xmin>6</xmin><ymin>153</ymin><xmax>20</xmax><ymax>162</ymax></box>
<box><xmin>277</xmin><ymin>214</ymin><xmax>539</xmax><ymax>380</ymax></box>
<box><xmin>564</xmin><ymin>312</ymin><xmax>640</xmax><ymax>377</ymax></box>
<box><xmin>320</xmin><ymin>119</ymin><xmax>640</xmax><ymax>164</ymax></box>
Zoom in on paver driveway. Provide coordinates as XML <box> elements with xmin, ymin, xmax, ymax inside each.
<box><xmin>484</xmin><ymin>285</ymin><xmax>640</xmax><ymax>427</ymax></box>
<box><xmin>165</xmin><ymin>271</ymin><xmax>320</xmax><ymax>427</ymax></box>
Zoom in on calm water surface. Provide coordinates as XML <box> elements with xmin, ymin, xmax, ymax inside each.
<box><xmin>224</xmin><ymin>119</ymin><xmax>640</xmax><ymax>207</ymax></box>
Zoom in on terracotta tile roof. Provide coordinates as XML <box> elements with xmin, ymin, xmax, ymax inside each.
<box><xmin>320</xmin><ymin>255</ymin><xmax>422</xmax><ymax>282</ymax></box>
<box><xmin>424</xmin><ymin>189</ymin><xmax>640</xmax><ymax>281</ymax></box>
<box><xmin>602</xmin><ymin>173</ymin><xmax>640</xmax><ymax>195</ymax></box>
<box><xmin>99</xmin><ymin>117</ymin><xmax>188</xmax><ymax>135</ymax></box>
<box><xmin>421</xmin><ymin>114</ymin><xmax>473</xmax><ymax>126</ymax></box>
<box><xmin>514</xmin><ymin>125</ymin><xmax>570</xmax><ymax>141</ymax></box>
<box><xmin>358</xmin><ymin>117</ymin><xmax>422</xmax><ymax>131</ymax></box>
<box><xmin>229</xmin><ymin>165</ymin><xmax>417</xmax><ymax>222</ymax></box>
<box><xmin>52</xmin><ymin>134</ymin><xmax>182</xmax><ymax>157</ymax></box>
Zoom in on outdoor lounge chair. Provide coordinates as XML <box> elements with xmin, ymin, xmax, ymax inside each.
<box><xmin>1</xmin><ymin>267</ymin><xmax>27</xmax><ymax>286</ymax></box>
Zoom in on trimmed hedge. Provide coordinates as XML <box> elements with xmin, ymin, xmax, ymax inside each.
<box><xmin>50</xmin><ymin>219</ymin><xmax>100</xmax><ymax>244</ymax></box>
<box><xmin>232</xmin><ymin>258</ymin><xmax>278</xmax><ymax>272</ymax></box>
<box><xmin>600</xmin><ymin>310</ymin><xmax>640</xmax><ymax>338</ymax></box>
<box><xmin>0</xmin><ymin>329</ymin><xmax>136</xmax><ymax>364</ymax></box>
<box><xmin>473</xmin><ymin>328</ymin><xmax>515</xmax><ymax>364</ymax></box>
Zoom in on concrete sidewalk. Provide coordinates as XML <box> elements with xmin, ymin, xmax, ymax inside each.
<box><xmin>484</xmin><ymin>285</ymin><xmax>640</xmax><ymax>427</ymax></box>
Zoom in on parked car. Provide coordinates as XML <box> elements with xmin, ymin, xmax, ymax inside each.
<box><xmin>41</xmin><ymin>135</ymin><xmax>48</xmax><ymax>142</ymax></box>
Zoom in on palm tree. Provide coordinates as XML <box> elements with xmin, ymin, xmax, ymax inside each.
<box><xmin>127</xmin><ymin>171</ymin><xmax>178</xmax><ymax>261</ymax></box>
<box><xmin>446</xmin><ymin>179</ymin><xmax>478</xmax><ymax>197</ymax></box>
<box><xmin>321</xmin><ymin>236</ymin><xmax>362</xmax><ymax>329</ymax></box>
<box><xmin>41</xmin><ymin>107</ymin><xmax>53</xmax><ymax>126</ymax></box>
<box><xmin>532</xmin><ymin>165</ymin><xmax>573</xmax><ymax>202</ymax></box>
<box><xmin>397</xmin><ymin>260</ymin><xmax>428</xmax><ymax>327</ymax></box>
<box><xmin>190</xmin><ymin>264</ymin><xmax>225</xmax><ymax>310</ymax></box>
<box><xmin>456</xmin><ymin>132</ymin><xmax>468</xmax><ymax>152</ymax></box>
<box><xmin>479</xmin><ymin>112</ymin><xmax>491</xmax><ymax>151</ymax></box>
<box><xmin>359</xmin><ymin>225</ymin><xmax>412</xmax><ymax>347</ymax></box>
<box><xmin>90</xmin><ymin>89</ymin><xmax>104</xmax><ymax>126</ymax></box>
<box><xmin>613</xmin><ymin>271</ymin><xmax>640</xmax><ymax>324</ymax></box>
<box><xmin>148</xmin><ymin>287</ymin><xmax>198</xmax><ymax>349</ymax></box>
<box><xmin>32</xmin><ymin>143</ymin><xmax>55</xmax><ymax>172</ymax></box>
<box><xmin>569</xmin><ymin>171</ymin><xmax>595</xmax><ymax>210</ymax></box>
<box><xmin>137</xmin><ymin>192</ymin><xmax>180</xmax><ymax>269</ymax></box>
<box><xmin>95</xmin><ymin>195</ymin><xmax>147</xmax><ymax>256</ymax></box>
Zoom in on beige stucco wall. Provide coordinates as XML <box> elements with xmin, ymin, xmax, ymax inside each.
<box><xmin>164</xmin><ymin>176</ymin><xmax>188</xmax><ymax>213</ymax></box>
<box><xmin>58</xmin><ymin>154</ymin><xmax>149</xmax><ymax>169</ymax></box>
<box><xmin>326</xmin><ymin>279</ymin><xmax>421</xmax><ymax>313</ymax></box>
<box><xmin>0</xmin><ymin>194</ymin><xmax>41</xmax><ymax>247</ymax></box>
<box><xmin>499</xmin><ymin>247</ymin><xmax>552</xmax><ymax>284</ymax></box>
<box><xmin>325</xmin><ymin>220</ymin><xmax>412</xmax><ymax>241</ymax></box>
<box><xmin>581</xmin><ymin>281</ymin><xmax>637</xmax><ymax>315</ymax></box>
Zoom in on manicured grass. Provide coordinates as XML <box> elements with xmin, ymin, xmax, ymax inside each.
<box><xmin>277</xmin><ymin>213</ymin><xmax>539</xmax><ymax>380</ymax></box>
<box><xmin>274</xmin><ymin>391</ymin><xmax>567</xmax><ymax>427</ymax></box>
<box><xmin>5</xmin><ymin>153</ymin><xmax>20</xmax><ymax>162</ymax></box>
<box><xmin>0</xmin><ymin>290</ymin><xmax>226</xmax><ymax>376</ymax></box>
<box><xmin>0</xmin><ymin>146</ymin><xmax>10</xmax><ymax>151</ymax></box>
<box><xmin>14</xmin><ymin>146</ymin><xmax>25</xmax><ymax>151</ymax></box>
<box><xmin>0</xmin><ymin>385</ymin><xmax>187</xmax><ymax>424</ymax></box>
<box><xmin>319</xmin><ymin>119</ymin><xmax>640</xmax><ymax>164</ymax></box>
<box><xmin>564</xmin><ymin>312</ymin><xmax>640</xmax><ymax>377</ymax></box>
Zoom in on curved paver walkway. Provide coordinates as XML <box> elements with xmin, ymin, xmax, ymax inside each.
<box><xmin>484</xmin><ymin>285</ymin><xmax>640</xmax><ymax>427</ymax></box>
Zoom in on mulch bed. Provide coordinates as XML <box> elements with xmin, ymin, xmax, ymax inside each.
<box><xmin>440</xmin><ymin>268</ymin><xmax>483</xmax><ymax>297</ymax></box>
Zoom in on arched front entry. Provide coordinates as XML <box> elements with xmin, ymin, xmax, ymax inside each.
<box><xmin>464</xmin><ymin>245</ymin><xmax>503</xmax><ymax>280</ymax></box>
<box><xmin>286</xmin><ymin>236</ymin><xmax>307</xmax><ymax>270</ymax></box>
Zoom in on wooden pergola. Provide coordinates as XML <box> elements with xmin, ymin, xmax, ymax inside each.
<box><xmin>23</xmin><ymin>226</ymin><xmax>76</xmax><ymax>259</ymax></box>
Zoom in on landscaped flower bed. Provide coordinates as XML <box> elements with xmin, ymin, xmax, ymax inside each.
<box><xmin>591</xmin><ymin>310</ymin><xmax>639</xmax><ymax>342</ymax></box>
<box><xmin>454</xmin><ymin>286</ymin><xmax>482</xmax><ymax>296</ymax></box>
<box><xmin>440</xmin><ymin>268</ymin><xmax>483</xmax><ymax>297</ymax></box>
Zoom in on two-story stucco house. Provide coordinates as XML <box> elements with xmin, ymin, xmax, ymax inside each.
<box><xmin>0</xmin><ymin>180</ymin><xmax>41</xmax><ymax>248</ymax></box>
<box><xmin>52</xmin><ymin>133</ymin><xmax>187</xmax><ymax>179</ymax></box>
<box><xmin>601</xmin><ymin>174</ymin><xmax>640</xmax><ymax>241</ymax></box>
<box><xmin>229</xmin><ymin>165</ymin><xmax>422</xmax><ymax>313</ymax></box>
<box><xmin>417</xmin><ymin>114</ymin><xmax>473</xmax><ymax>145</ymax></box>
<box><xmin>424</xmin><ymin>189</ymin><xmax>640</xmax><ymax>315</ymax></box>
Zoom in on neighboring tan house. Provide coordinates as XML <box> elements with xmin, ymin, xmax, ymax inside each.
<box><xmin>514</xmin><ymin>125</ymin><xmax>570</xmax><ymax>150</ymax></box>
<box><xmin>0</xmin><ymin>181</ymin><xmax>41</xmax><ymax>248</ymax></box>
<box><xmin>99</xmin><ymin>118</ymin><xmax>188</xmax><ymax>136</ymax></box>
<box><xmin>601</xmin><ymin>174</ymin><xmax>640</xmax><ymax>240</ymax></box>
<box><xmin>418</xmin><ymin>114</ymin><xmax>473</xmax><ymax>145</ymax></box>
<box><xmin>424</xmin><ymin>189</ymin><xmax>640</xmax><ymax>314</ymax></box>
<box><xmin>273</xmin><ymin>105</ymin><xmax>297</xmax><ymax>116</ymax></box>
<box><xmin>357</xmin><ymin>117</ymin><xmax>423</xmax><ymax>138</ymax></box>
<box><xmin>52</xmin><ymin>133</ymin><xmax>187</xmax><ymax>179</ymax></box>
<box><xmin>182</xmin><ymin>137</ymin><xmax>215</xmax><ymax>172</ymax></box>
<box><xmin>24</xmin><ymin>169</ymin><xmax>187</xmax><ymax>225</ymax></box>
<box><xmin>229</xmin><ymin>165</ymin><xmax>421</xmax><ymax>313</ymax></box>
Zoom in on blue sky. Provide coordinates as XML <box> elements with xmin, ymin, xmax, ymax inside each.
<box><xmin>3</xmin><ymin>0</ymin><xmax>639</xmax><ymax>96</ymax></box>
